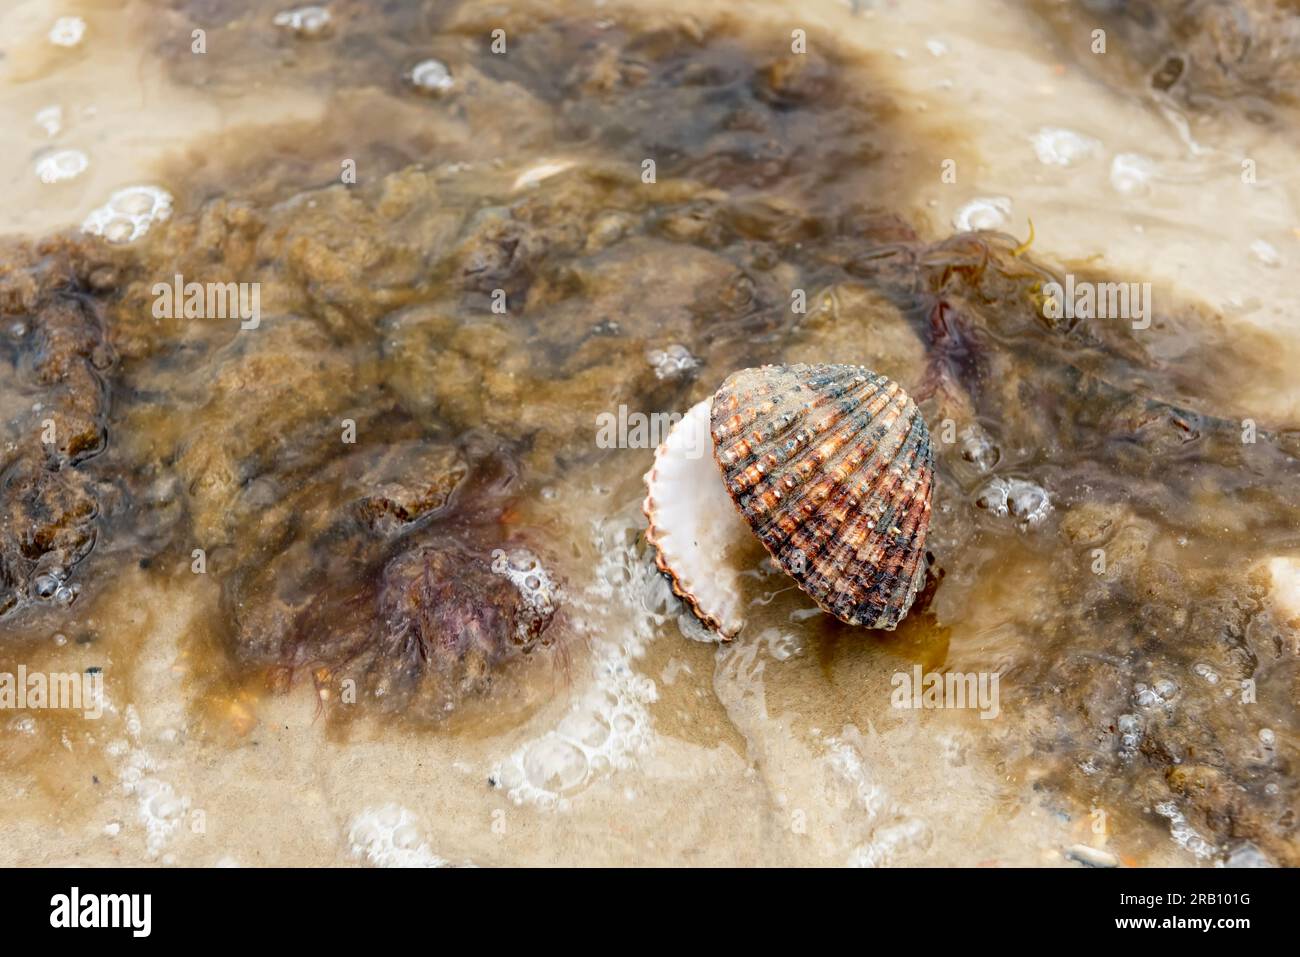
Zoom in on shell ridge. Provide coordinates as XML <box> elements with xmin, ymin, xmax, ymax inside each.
<box><xmin>756</xmin><ymin>391</ymin><xmax>912</xmax><ymax>564</ymax></box>
<box><xmin>789</xmin><ymin>397</ymin><xmax>931</xmax><ymax>627</ymax></box>
<box><xmin>714</xmin><ymin>368</ymin><xmax>879</xmax><ymax>489</ymax></box>
<box><xmin>702</xmin><ymin>363</ymin><xmax>934</xmax><ymax>632</ymax></box>
<box><xmin>726</xmin><ymin>375</ymin><xmax>894</xmax><ymax>521</ymax></box>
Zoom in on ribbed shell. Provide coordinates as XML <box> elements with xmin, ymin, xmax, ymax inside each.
<box><xmin>710</xmin><ymin>364</ymin><xmax>933</xmax><ymax>630</ymax></box>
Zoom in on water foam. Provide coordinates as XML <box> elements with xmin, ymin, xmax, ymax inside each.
<box><xmin>490</xmin><ymin>508</ymin><xmax>661</xmax><ymax>810</ymax></box>
<box><xmin>82</xmin><ymin>185</ymin><xmax>173</xmax><ymax>244</ymax></box>
<box><xmin>348</xmin><ymin>804</ymin><xmax>453</xmax><ymax>868</ymax></box>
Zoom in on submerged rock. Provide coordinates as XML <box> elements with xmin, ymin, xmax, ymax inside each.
<box><xmin>0</xmin><ymin>236</ymin><xmax>120</xmax><ymax>620</ymax></box>
<box><xmin>854</xmin><ymin>229</ymin><xmax>1300</xmax><ymax>865</ymax></box>
<box><xmin>1033</xmin><ymin>0</ymin><xmax>1300</xmax><ymax>118</ymax></box>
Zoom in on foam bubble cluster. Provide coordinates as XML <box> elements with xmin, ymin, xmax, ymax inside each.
<box><xmin>1135</xmin><ymin>678</ymin><xmax>1178</xmax><ymax>709</ymax></box>
<box><xmin>35</xmin><ymin>149</ymin><xmax>88</xmax><ymax>184</ymax></box>
<box><xmin>490</xmin><ymin>510</ymin><xmax>661</xmax><ymax>809</ymax></box>
<box><xmin>104</xmin><ymin>703</ymin><xmax>193</xmax><ymax>861</ymax></box>
<box><xmin>490</xmin><ymin>546</ymin><xmax>561</xmax><ymax>647</ymax></box>
<box><xmin>1154</xmin><ymin>801</ymin><xmax>1216</xmax><ymax>860</ymax></box>
<box><xmin>31</xmin><ymin>565</ymin><xmax>79</xmax><ymax>606</ymax></box>
<box><xmin>348</xmin><ymin>805</ymin><xmax>451</xmax><ymax>867</ymax></box>
<box><xmin>1117</xmin><ymin>712</ymin><xmax>1142</xmax><ymax>757</ymax></box>
<box><xmin>82</xmin><ymin>185</ymin><xmax>173</xmax><ymax>243</ymax></box>
<box><xmin>272</xmin><ymin>6</ymin><xmax>333</xmax><ymax>38</ymax></box>
<box><xmin>646</xmin><ymin>344</ymin><xmax>701</xmax><ymax>380</ymax></box>
<box><xmin>848</xmin><ymin>817</ymin><xmax>934</xmax><ymax>867</ymax></box>
<box><xmin>493</xmin><ymin>642</ymin><xmax>658</xmax><ymax>809</ymax></box>
<box><xmin>975</xmin><ymin>476</ymin><xmax>1051</xmax><ymax>528</ymax></box>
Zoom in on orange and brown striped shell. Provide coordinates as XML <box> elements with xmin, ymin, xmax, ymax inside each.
<box><xmin>709</xmin><ymin>364</ymin><xmax>933</xmax><ymax>630</ymax></box>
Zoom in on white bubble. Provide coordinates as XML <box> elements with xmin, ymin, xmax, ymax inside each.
<box><xmin>489</xmin><ymin>546</ymin><xmax>560</xmax><ymax>646</ymax></box>
<box><xmin>848</xmin><ymin>817</ymin><xmax>933</xmax><ymax>867</ymax></box>
<box><xmin>391</xmin><ymin>823</ymin><xmax>422</xmax><ymax>849</ymax></box>
<box><xmin>522</xmin><ymin>735</ymin><xmax>589</xmax><ymax>793</ymax></box>
<box><xmin>1030</xmin><ymin>127</ymin><xmax>1101</xmax><ymax>167</ymax></box>
<box><xmin>557</xmin><ymin>711</ymin><xmax>610</xmax><ymax>750</ymax></box>
<box><xmin>8</xmin><ymin>715</ymin><xmax>37</xmax><ymax>735</ymax></box>
<box><xmin>646</xmin><ymin>343</ymin><xmax>701</xmax><ymax>380</ymax></box>
<box><xmin>958</xmin><ymin>425</ymin><xmax>999</xmax><ymax>472</ymax></box>
<box><xmin>348</xmin><ymin>805</ymin><xmax>451</xmax><ymax>868</ymax></box>
<box><xmin>272</xmin><ymin>6</ymin><xmax>333</xmax><ymax>38</ymax></box>
<box><xmin>952</xmin><ymin>196</ymin><xmax>1011</xmax><ymax>232</ymax></box>
<box><xmin>1110</xmin><ymin>153</ymin><xmax>1157</xmax><ymax>196</ymax></box>
<box><xmin>1153</xmin><ymin>678</ymin><xmax>1178</xmax><ymax>699</ymax></box>
<box><xmin>82</xmin><ymin>185</ymin><xmax>173</xmax><ymax>244</ymax></box>
<box><xmin>409</xmin><ymin>58</ymin><xmax>454</xmax><ymax>95</ymax></box>
<box><xmin>974</xmin><ymin>476</ymin><xmax>1051</xmax><ymax>527</ymax></box>
<box><xmin>490</xmin><ymin>511</ymin><xmax>665</xmax><ymax>809</ymax></box>
<box><xmin>49</xmin><ymin>16</ymin><xmax>86</xmax><ymax>48</ymax></box>
<box><xmin>1117</xmin><ymin>712</ymin><xmax>1142</xmax><ymax>753</ymax></box>
<box><xmin>1134</xmin><ymin>684</ymin><xmax>1161</xmax><ymax>708</ymax></box>
<box><xmin>924</xmin><ymin>39</ymin><xmax>948</xmax><ymax>57</ymax></box>
<box><xmin>1249</xmin><ymin>239</ymin><xmax>1281</xmax><ymax>268</ymax></box>
<box><xmin>35</xmin><ymin>149</ymin><xmax>89</xmax><ymax>185</ymax></box>
<box><xmin>1154</xmin><ymin>801</ymin><xmax>1215</xmax><ymax>859</ymax></box>
<box><xmin>1117</xmin><ymin>713</ymin><xmax>1141</xmax><ymax>733</ymax></box>
<box><xmin>35</xmin><ymin>105</ymin><xmax>63</xmax><ymax>137</ymax></box>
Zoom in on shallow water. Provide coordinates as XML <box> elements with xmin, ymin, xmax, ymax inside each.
<box><xmin>0</xmin><ymin>0</ymin><xmax>1297</xmax><ymax>867</ymax></box>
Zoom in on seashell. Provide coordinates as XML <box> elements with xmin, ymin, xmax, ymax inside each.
<box><xmin>643</xmin><ymin>398</ymin><xmax>754</xmax><ymax>639</ymax></box>
<box><xmin>643</xmin><ymin>363</ymin><xmax>934</xmax><ymax>640</ymax></box>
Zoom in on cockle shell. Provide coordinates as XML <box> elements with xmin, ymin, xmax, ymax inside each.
<box><xmin>643</xmin><ymin>363</ymin><xmax>934</xmax><ymax>640</ymax></box>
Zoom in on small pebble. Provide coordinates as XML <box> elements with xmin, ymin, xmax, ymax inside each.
<box><xmin>1065</xmin><ymin>844</ymin><xmax>1119</xmax><ymax>868</ymax></box>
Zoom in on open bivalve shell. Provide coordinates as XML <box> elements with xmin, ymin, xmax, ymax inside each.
<box><xmin>643</xmin><ymin>363</ymin><xmax>934</xmax><ymax>641</ymax></box>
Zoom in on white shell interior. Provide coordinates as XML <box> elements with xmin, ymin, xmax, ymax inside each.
<box><xmin>643</xmin><ymin>398</ymin><xmax>752</xmax><ymax>640</ymax></box>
